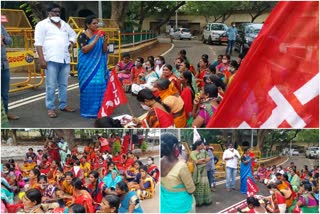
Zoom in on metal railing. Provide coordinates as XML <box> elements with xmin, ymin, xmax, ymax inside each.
<box><xmin>120</xmin><ymin>30</ymin><xmax>157</xmax><ymax>47</ymax></box>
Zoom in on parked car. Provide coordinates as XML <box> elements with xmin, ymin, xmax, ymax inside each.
<box><xmin>234</xmin><ymin>23</ymin><xmax>263</xmax><ymax>54</ymax></box>
<box><xmin>290</xmin><ymin>149</ymin><xmax>300</xmax><ymax>156</ymax></box>
<box><xmin>305</xmin><ymin>147</ymin><xmax>319</xmax><ymax>159</ymax></box>
<box><xmin>173</xmin><ymin>28</ymin><xmax>192</xmax><ymax>40</ymax></box>
<box><xmin>202</xmin><ymin>23</ymin><xmax>228</xmax><ymax>45</ymax></box>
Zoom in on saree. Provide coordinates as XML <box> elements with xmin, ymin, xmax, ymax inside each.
<box><xmin>136</xmin><ymin>175</ymin><xmax>155</xmax><ymax>199</ymax></box>
<box><xmin>143</xmin><ymin>107</ymin><xmax>174</xmax><ymax>128</ymax></box>
<box><xmin>161</xmin><ymin>161</ymin><xmax>195</xmax><ymax>213</ymax></box>
<box><xmin>240</xmin><ymin>155</ymin><xmax>254</xmax><ymax>194</ymax></box>
<box><xmin>190</xmin><ymin>150</ymin><xmax>212</xmax><ymax>206</ymax></box>
<box><xmin>102</xmin><ymin>170</ymin><xmax>122</xmax><ymax>190</ymax></box>
<box><xmin>78</xmin><ymin>33</ymin><xmax>108</xmax><ymax>118</ymax></box>
<box><xmin>147</xmin><ymin>165</ymin><xmax>159</xmax><ymax>183</ymax></box>
<box><xmin>119</xmin><ymin>191</ymin><xmax>144</xmax><ymax>213</ymax></box>
<box><xmin>74</xmin><ymin>193</ymin><xmax>95</xmax><ymax>213</ymax></box>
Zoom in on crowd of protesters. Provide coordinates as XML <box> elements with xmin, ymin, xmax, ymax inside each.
<box><xmin>95</xmin><ymin>49</ymin><xmax>244</xmax><ymax>129</ymax></box>
<box><xmin>242</xmin><ymin>161</ymin><xmax>319</xmax><ymax>213</ymax></box>
<box><xmin>1</xmin><ymin>132</ymin><xmax>159</xmax><ymax>213</ymax></box>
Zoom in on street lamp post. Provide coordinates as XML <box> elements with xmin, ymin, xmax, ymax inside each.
<box><xmin>175</xmin><ymin>1</ymin><xmax>178</xmax><ymax>29</ymax></box>
<box><xmin>98</xmin><ymin>1</ymin><xmax>103</xmax><ymax>27</ymax></box>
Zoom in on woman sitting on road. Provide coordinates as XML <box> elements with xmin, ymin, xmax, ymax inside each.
<box><xmin>130</xmin><ymin>57</ymin><xmax>146</xmax><ymax>85</ymax></box>
<box><xmin>161</xmin><ymin>64</ymin><xmax>181</xmax><ymax>93</ymax></box>
<box><xmin>265</xmin><ymin>183</ymin><xmax>286</xmax><ymax>213</ymax></box>
<box><xmin>131</xmin><ymin>60</ymin><xmax>159</xmax><ymax>95</ymax></box>
<box><xmin>21</xmin><ymin>188</ymin><xmax>44</xmax><ymax>213</ymax></box>
<box><xmin>192</xmin><ymin>84</ymin><xmax>219</xmax><ymax>128</ymax></box>
<box><xmin>178</xmin><ymin>60</ymin><xmax>199</xmax><ymax>94</ymax></box>
<box><xmin>71</xmin><ymin>178</ymin><xmax>95</xmax><ymax>213</ymax></box>
<box><xmin>180</xmin><ymin>71</ymin><xmax>195</xmax><ymax>122</ymax></box>
<box><xmin>116</xmin><ymin>181</ymin><xmax>144</xmax><ymax>213</ymax></box>
<box><xmin>132</xmin><ymin>88</ymin><xmax>174</xmax><ymax>128</ymax></box>
<box><xmin>130</xmin><ymin>165</ymin><xmax>155</xmax><ymax>200</ymax></box>
<box><xmin>155</xmin><ymin>78</ymin><xmax>186</xmax><ymax>128</ymax></box>
<box><xmin>289</xmin><ymin>182</ymin><xmax>319</xmax><ymax>213</ymax></box>
<box><xmin>116</xmin><ymin>52</ymin><xmax>134</xmax><ymax>84</ymax></box>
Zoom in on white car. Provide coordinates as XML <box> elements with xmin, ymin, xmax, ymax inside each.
<box><xmin>290</xmin><ymin>149</ymin><xmax>300</xmax><ymax>156</ymax></box>
<box><xmin>202</xmin><ymin>23</ymin><xmax>228</xmax><ymax>44</ymax></box>
<box><xmin>173</xmin><ymin>28</ymin><xmax>192</xmax><ymax>40</ymax></box>
<box><xmin>305</xmin><ymin>147</ymin><xmax>319</xmax><ymax>159</ymax></box>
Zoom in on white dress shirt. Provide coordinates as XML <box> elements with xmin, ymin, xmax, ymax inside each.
<box><xmin>223</xmin><ymin>148</ymin><xmax>240</xmax><ymax>169</ymax></box>
<box><xmin>34</xmin><ymin>18</ymin><xmax>77</xmax><ymax>64</ymax></box>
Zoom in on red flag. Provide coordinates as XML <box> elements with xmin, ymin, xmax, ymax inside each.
<box><xmin>247</xmin><ymin>177</ymin><xmax>259</xmax><ymax>197</ymax></box>
<box><xmin>207</xmin><ymin>1</ymin><xmax>319</xmax><ymax>128</ymax></box>
<box><xmin>98</xmin><ymin>69</ymin><xmax>128</xmax><ymax>118</ymax></box>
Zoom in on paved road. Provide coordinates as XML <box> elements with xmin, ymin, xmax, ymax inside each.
<box><xmin>196</xmin><ymin>155</ymin><xmax>316</xmax><ymax>213</ymax></box>
<box><xmin>7</xmin><ymin>38</ymin><xmax>229</xmax><ymax>128</ymax></box>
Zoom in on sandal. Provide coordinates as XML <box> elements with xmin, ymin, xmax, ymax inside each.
<box><xmin>48</xmin><ymin>110</ymin><xmax>57</xmax><ymax>118</ymax></box>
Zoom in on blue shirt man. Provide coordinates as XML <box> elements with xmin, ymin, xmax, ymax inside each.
<box><xmin>226</xmin><ymin>22</ymin><xmax>238</xmax><ymax>55</ymax></box>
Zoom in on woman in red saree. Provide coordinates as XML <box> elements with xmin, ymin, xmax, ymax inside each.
<box><xmin>47</xmin><ymin>140</ymin><xmax>61</xmax><ymax>163</ymax></box>
<box><xmin>161</xmin><ymin>64</ymin><xmax>181</xmax><ymax>93</ymax></box>
<box><xmin>87</xmin><ymin>171</ymin><xmax>105</xmax><ymax>211</ymax></box>
<box><xmin>132</xmin><ymin>88</ymin><xmax>174</xmax><ymax>128</ymax></box>
<box><xmin>180</xmin><ymin>71</ymin><xmax>195</xmax><ymax>120</ymax></box>
<box><xmin>72</xmin><ymin>178</ymin><xmax>95</xmax><ymax>213</ymax></box>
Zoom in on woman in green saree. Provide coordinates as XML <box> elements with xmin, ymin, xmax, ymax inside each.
<box><xmin>190</xmin><ymin>140</ymin><xmax>212</xmax><ymax>206</ymax></box>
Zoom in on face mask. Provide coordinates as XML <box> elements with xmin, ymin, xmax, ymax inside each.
<box><xmin>269</xmin><ymin>190</ymin><xmax>274</xmax><ymax>195</ymax></box>
<box><xmin>39</xmin><ymin>184</ymin><xmax>47</xmax><ymax>190</ymax></box>
<box><xmin>28</xmin><ymin>160</ymin><xmax>33</xmax><ymax>163</ymax></box>
<box><xmin>155</xmin><ymin>60</ymin><xmax>161</xmax><ymax>65</ymax></box>
<box><xmin>175</xmin><ymin>147</ymin><xmax>180</xmax><ymax>158</ymax></box>
<box><xmin>229</xmin><ymin>67</ymin><xmax>235</xmax><ymax>72</ymax></box>
<box><xmin>50</xmin><ymin>16</ymin><xmax>61</xmax><ymax>23</ymax></box>
<box><xmin>229</xmin><ymin>148</ymin><xmax>234</xmax><ymax>151</ymax></box>
<box><xmin>233</xmin><ymin>25</ymin><xmax>236</xmax><ymax>27</ymax></box>
<box><xmin>135</xmin><ymin>62</ymin><xmax>141</xmax><ymax>67</ymax></box>
<box><xmin>222</xmin><ymin>59</ymin><xmax>228</xmax><ymax>64</ymax></box>
<box><xmin>3</xmin><ymin>170</ymin><xmax>9</xmax><ymax>174</ymax></box>
<box><xmin>141</xmin><ymin>104</ymin><xmax>150</xmax><ymax>111</ymax></box>
<box><xmin>147</xmin><ymin>160</ymin><xmax>152</xmax><ymax>165</ymax></box>
<box><xmin>145</xmin><ymin>66</ymin><xmax>151</xmax><ymax>71</ymax></box>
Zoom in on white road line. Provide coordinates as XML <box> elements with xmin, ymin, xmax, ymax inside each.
<box><xmin>161</xmin><ymin>43</ymin><xmax>175</xmax><ymax>56</ymax></box>
<box><xmin>8</xmin><ymin>83</ymin><xmax>79</xmax><ymax>106</ymax></box>
<box><xmin>8</xmin><ymin>86</ymin><xmax>79</xmax><ymax>109</ymax></box>
<box><xmin>218</xmin><ymin>199</ymin><xmax>246</xmax><ymax>213</ymax></box>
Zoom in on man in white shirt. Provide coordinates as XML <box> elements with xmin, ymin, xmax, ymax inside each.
<box><xmin>223</xmin><ymin>143</ymin><xmax>240</xmax><ymax>192</ymax></box>
<box><xmin>34</xmin><ymin>3</ymin><xmax>77</xmax><ymax>118</ymax></box>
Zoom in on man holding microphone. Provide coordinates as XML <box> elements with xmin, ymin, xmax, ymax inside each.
<box><xmin>223</xmin><ymin>143</ymin><xmax>240</xmax><ymax>192</ymax></box>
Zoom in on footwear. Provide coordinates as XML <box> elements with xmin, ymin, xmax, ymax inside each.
<box><xmin>232</xmin><ymin>188</ymin><xmax>238</xmax><ymax>191</ymax></box>
<box><xmin>60</xmin><ymin>106</ymin><xmax>75</xmax><ymax>112</ymax></box>
<box><xmin>7</xmin><ymin>113</ymin><xmax>19</xmax><ymax>120</ymax></box>
<box><xmin>226</xmin><ymin>188</ymin><xmax>231</xmax><ymax>192</ymax></box>
<box><xmin>48</xmin><ymin>110</ymin><xmax>57</xmax><ymax>118</ymax></box>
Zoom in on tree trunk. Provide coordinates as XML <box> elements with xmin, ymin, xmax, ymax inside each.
<box><xmin>257</xmin><ymin>129</ymin><xmax>268</xmax><ymax>152</ymax></box>
<box><xmin>152</xmin><ymin>1</ymin><xmax>186</xmax><ymax>32</ymax></box>
<box><xmin>232</xmin><ymin>130</ymin><xmax>241</xmax><ymax>145</ymax></box>
<box><xmin>111</xmin><ymin>1</ymin><xmax>129</xmax><ymax>30</ymax></box>
<box><xmin>11</xmin><ymin>130</ymin><xmax>17</xmax><ymax>145</ymax></box>
<box><xmin>222</xmin><ymin>13</ymin><xmax>232</xmax><ymax>23</ymax></box>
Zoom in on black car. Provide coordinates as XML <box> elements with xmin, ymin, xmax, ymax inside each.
<box><xmin>234</xmin><ymin>23</ymin><xmax>263</xmax><ymax>55</ymax></box>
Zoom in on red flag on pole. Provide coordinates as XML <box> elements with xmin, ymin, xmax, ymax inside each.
<box><xmin>247</xmin><ymin>177</ymin><xmax>259</xmax><ymax>197</ymax></box>
<box><xmin>207</xmin><ymin>1</ymin><xmax>319</xmax><ymax>128</ymax></box>
<box><xmin>98</xmin><ymin>69</ymin><xmax>128</xmax><ymax>118</ymax></box>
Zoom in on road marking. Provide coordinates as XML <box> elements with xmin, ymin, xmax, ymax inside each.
<box><xmin>8</xmin><ymin>85</ymin><xmax>79</xmax><ymax>109</ymax></box>
<box><xmin>161</xmin><ymin>43</ymin><xmax>175</xmax><ymax>56</ymax></box>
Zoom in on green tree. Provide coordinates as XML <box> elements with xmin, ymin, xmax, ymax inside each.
<box><xmin>295</xmin><ymin>129</ymin><xmax>319</xmax><ymax>143</ymax></box>
<box><xmin>239</xmin><ymin>1</ymin><xmax>277</xmax><ymax>22</ymax></box>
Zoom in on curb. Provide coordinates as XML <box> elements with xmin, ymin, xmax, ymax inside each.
<box><xmin>161</xmin><ymin>43</ymin><xmax>175</xmax><ymax>56</ymax></box>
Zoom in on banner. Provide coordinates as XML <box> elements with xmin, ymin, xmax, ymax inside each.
<box><xmin>98</xmin><ymin>69</ymin><xmax>128</xmax><ymax>118</ymax></box>
<box><xmin>7</xmin><ymin>51</ymin><xmax>35</xmax><ymax>68</ymax></box>
<box><xmin>247</xmin><ymin>177</ymin><xmax>259</xmax><ymax>197</ymax></box>
<box><xmin>193</xmin><ymin>128</ymin><xmax>201</xmax><ymax>143</ymax></box>
<box><xmin>207</xmin><ymin>1</ymin><xmax>319</xmax><ymax>128</ymax></box>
